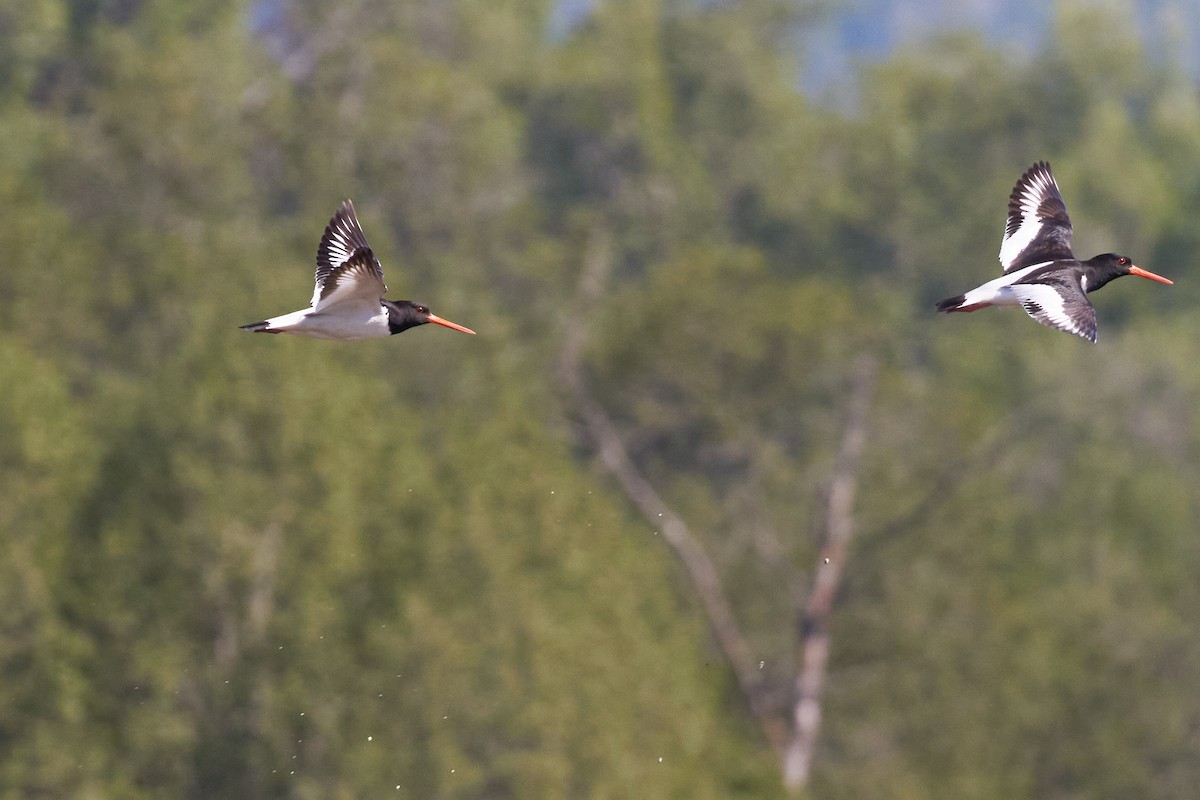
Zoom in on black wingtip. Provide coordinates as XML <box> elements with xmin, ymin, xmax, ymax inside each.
<box><xmin>1019</xmin><ymin>160</ymin><xmax>1052</xmax><ymax>180</ymax></box>
<box><xmin>935</xmin><ymin>294</ymin><xmax>966</xmax><ymax>313</ymax></box>
<box><xmin>240</xmin><ymin>321</ymin><xmax>276</xmax><ymax>333</ymax></box>
<box><xmin>332</xmin><ymin>199</ymin><xmax>355</xmax><ymax>221</ymax></box>
<box><xmin>316</xmin><ymin>199</ymin><xmax>372</xmax><ymax>275</ymax></box>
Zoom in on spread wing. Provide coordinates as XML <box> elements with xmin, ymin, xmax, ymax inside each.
<box><xmin>312</xmin><ymin>200</ymin><xmax>387</xmax><ymax>310</ymax></box>
<box><xmin>1009</xmin><ymin>278</ymin><xmax>1096</xmax><ymax>343</ymax></box>
<box><xmin>314</xmin><ymin>250</ymin><xmax>389</xmax><ymax>313</ymax></box>
<box><xmin>998</xmin><ymin>162</ymin><xmax>1075</xmax><ymax>273</ymax></box>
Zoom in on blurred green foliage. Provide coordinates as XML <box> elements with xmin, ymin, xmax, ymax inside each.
<box><xmin>1</xmin><ymin>0</ymin><xmax>1198</xmax><ymax>797</ymax></box>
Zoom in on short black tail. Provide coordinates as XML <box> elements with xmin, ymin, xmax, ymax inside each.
<box><xmin>935</xmin><ymin>294</ymin><xmax>966</xmax><ymax>313</ymax></box>
<box><xmin>239</xmin><ymin>321</ymin><xmax>278</xmax><ymax>333</ymax></box>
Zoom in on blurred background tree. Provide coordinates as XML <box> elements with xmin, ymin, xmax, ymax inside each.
<box><xmin>1</xmin><ymin>0</ymin><xmax>1198</xmax><ymax>797</ymax></box>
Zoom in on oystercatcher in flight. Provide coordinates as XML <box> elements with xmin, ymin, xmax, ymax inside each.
<box><xmin>936</xmin><ymin>161</ymin><xmax>1172</xmax><ymax>342</ymax></box>
<box><xmin>241</xmin><ymin>200</ymin><xmax>475</xmax><ymax>340</ymax></box>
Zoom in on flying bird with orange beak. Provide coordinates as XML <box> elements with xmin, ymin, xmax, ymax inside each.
<box><xmin>242</xmin><ymin>200</ymin><xmax>475</xmax><ymax>340</ymax></box>
<box><xmin>937</xmin><ymin>161</ymin><xmax>1172</xmax><ymax>342</ymax></box>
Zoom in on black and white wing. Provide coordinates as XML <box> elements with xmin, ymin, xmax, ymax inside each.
<box><xmin>1009</xmin><ymin>276</ymin><xmax>1097</xmax><ymax>343</ymax></box>
<box><xmin>998</xmin><ymin>162</ymin><xmax>1075</xmax><ymax>273</ymax></box>
<box><xmin>312</xmin><ymin>200</ymin><xmax>387</xmax><ymax>310</ymax></box>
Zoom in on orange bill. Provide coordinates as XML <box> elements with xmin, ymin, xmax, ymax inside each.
<box><xmin>1129</xmin><ymin>265</ymin><xmax>1173</xmax><ymax>285</ymax></box>
<box><xmin>427</xmin><ymin>314</ymin><xmax>476</xmax><ymax>334</ymax></box>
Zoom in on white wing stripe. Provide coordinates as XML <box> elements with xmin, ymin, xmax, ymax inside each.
<box><xmin>1008</xmin><ymin>283</ymin><xmax>1095</xmax><ymax>341</ymax></box>
<box><xmin>999</xmin><ymin>170</ymin><xmax>1056</xmax><ymax>269</ymax></box>
<box><xmin>998</xmin><ymin>217</ymin><xmax>1039</xmax><ymax>270</ymax></box>
<box><xmin>1014</xmin><ymin>284</ymin><xmax>1073</xmax><ymax>327</ymax></box>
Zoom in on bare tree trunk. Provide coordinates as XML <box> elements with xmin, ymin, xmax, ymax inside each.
<box><xmin>557</xmin><ymin>225</ymin><xmax>787</xmax><ymax>754</ymax></box>
<box><xmin>782</xmin><ymin>357</ymin><xmax>876</xmax><ymax>789</ymax></box>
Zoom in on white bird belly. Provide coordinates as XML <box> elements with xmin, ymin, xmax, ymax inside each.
<box><xmin>264</xmin><ymin>305</ymin><xmax>390</xmax><ymax>340</ymax></box>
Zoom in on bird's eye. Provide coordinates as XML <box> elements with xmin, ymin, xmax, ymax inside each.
<box><xmin>1118</xmin><ymin>257</ymin><xmax>1128</xmax><ymax>265</ymax></box>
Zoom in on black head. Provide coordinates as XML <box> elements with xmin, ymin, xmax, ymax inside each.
<box><xmin>383</xmin><ymin>299</ymin><xmax>476</xmax><ymax>336</ymax></box>
<box><xmin>1084</xmin><ymin>254</ymin><xmax>1172</xmax><ymax>292</ymax></box>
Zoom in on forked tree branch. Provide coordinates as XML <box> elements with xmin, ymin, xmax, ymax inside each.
<box><xmin>559</xmin><ymin>225</ymin><xmax>877</xmax><ymax>786</ymax></box>
<box><xmin>557</xmin><ymin>226</ymin><xmax>787</xmax><ymax>754</ymax></box>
